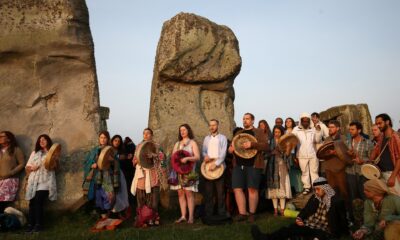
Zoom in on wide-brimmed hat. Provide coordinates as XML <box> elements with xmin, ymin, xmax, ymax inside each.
<box><xmin>44</xmin><ymin>143</ymin><xmax>61</xmax><ymax>171</ymax></box>
<box><xmin>138</xmin><ymin>141</ymin><xmax>157</xmax><ymax>169</ymax></box>
<box><xmin>278</xmin><ymin>134</ymin><xmax>299</xmax><ymax>155</ymax></box>
<box><xmin>98</xmin><ymin>146</ymin><xmax>115</xmax><ymax>170</ymax></box>
<box><xmin>171</xmin><ymin>150</ymin><xmax>194</xmax><ymax>174</ymax></box>
<box><xmin>201</xmin><ymin>160</ymin><xmax>225</xmax><ymax>180</ymax></box>
<box><xmin>232</xmin><ymin>133</ymin><xmax>258</xmax><ymax>159</ymax></box>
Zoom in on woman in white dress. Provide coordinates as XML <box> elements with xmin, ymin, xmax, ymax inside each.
<box><xmin>266</xmin><ymin>126</ymin><xmax>292</xmax><ymax>216</ymax></box>
<box><xmin>170</xmin><ymin>124</ymin><xmax>200</xmax><ymax>224</ymax></box>
<box><xmin>25</xmin><ymin>134</ymin><xmax>57</xmax><ymax>232</ymax></box>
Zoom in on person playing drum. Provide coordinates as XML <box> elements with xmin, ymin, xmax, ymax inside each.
<box><xmin>131</xmin><ymin>128</ymin><xmax>166</xmax><ymax>227</ymax></box>
<box><xmin>370</xmin><ymin>113</ymin><xmax>400</xmax><ymax>196</ymax></box>
<box><xmin>201</xmin><ymin>119</ymin><xmax>228</xmax><ymax>218</ymax></box>
<box><xmin>229</xmin><ymin>113</ymin><xmax>269</xmax><ymax>222</ymax></box>
<box><xmin>25</xmin><ymin>134</ymin><xmax>58</xmax><ymax>233</ymax></box>
<box><xmin>170</xmin><ymin>124</ymin><xmax>200</xmax><ymax>224</ymax></box>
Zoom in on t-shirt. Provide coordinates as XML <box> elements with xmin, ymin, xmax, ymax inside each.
<box><xmin>378</xmin><ymin>137</ymin><xmax>394</xmax><ymax>172</ymax></box>
<box><xmin>235</xmin><ymin>129</ymin><xmax>256</xmax><ymax>166</ymax></box>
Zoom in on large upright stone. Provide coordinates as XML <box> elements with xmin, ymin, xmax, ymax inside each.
<box><xmin>148</xmin><ymin>13</ymin><xmax>242</xmax><ymax>154</ymax></box>
<box><xmin>319</xmin><ymin>104</ymin><xmax>373</xmax><ymax>136</ymax></box>
<box><xmin>0</xmin><ymin>0</ymin><xmax>102</xmax><ymax>209</ymax></box>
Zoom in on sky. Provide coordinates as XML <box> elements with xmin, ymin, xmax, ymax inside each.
<box><xmin>86</xmin><ymin>0</ymin><xmax>400</xmax><ymax>143</ymax></box>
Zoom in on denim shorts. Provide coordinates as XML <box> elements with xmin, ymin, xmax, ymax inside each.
<box><xmin>232</xmin><ymin>165</ymin><xmax>262</xmax><ymax>189</ymax></box>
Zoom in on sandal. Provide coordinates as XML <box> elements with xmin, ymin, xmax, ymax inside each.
<box><xmin>187</xmin><ymin>218</ymin><xmax>194</xmax><ymax>224</ymax></box>
<box><xmin>175</xmin><ymin>216</ymin><xmax>187</xmax><ymax>224</ymax></box>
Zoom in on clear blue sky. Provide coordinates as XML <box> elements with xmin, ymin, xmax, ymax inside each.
<box><xmin>86</xmin><ymin>0</ymin><xmax>400</xmax><ymax>143</ymax></box>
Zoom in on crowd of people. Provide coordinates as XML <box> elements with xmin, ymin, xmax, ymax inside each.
<box><xmin>1</xmin><ymin>112</ymin><xmax>400</xmax><ymax>239</ymax></box>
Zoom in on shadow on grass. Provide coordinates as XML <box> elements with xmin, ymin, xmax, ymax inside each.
<box><xmin>2</xmin><ymin>209</ymin><xmax>351</xmax><ymax>240</ymax></box>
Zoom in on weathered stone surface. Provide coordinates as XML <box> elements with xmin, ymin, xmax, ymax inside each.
<box><xmin>148</xmin><ymin>12</ymin><xmax>241</xmax><ymax>209</ymax></box>
<box><xmin>148</xmin><ymin>12</ymin><xmax>241</xmax><ymax>155</ymax></box>
<box><xmin>0</xmin><ymin>0</ymin><xmax>102</xmax><ymax>210</ymax></box>
<box><xmin>319</xmin><ymin>104</ymin><xmax>373</xmax><ymax>136</ymax></box>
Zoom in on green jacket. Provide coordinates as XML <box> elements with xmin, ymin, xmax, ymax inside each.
<box><xmin>363</xmin><ymin>194</ymin><xmax>400</xmax><ymax>231</ymax></box>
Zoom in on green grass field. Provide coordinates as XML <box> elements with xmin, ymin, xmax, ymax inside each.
<box><xmin>2</xmin><ymin>209</ymin><xmax>297</xmax><ymax>240</ymax></box>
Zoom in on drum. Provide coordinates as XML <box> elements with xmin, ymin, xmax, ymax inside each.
<box><xmin>278</xmin><ymin>133</ymin><xmax>299</xmax><ymax>155</ymax></box>
<box><xmin>232</xmin><ymin>133</ymin><xmax>258</xmax><ymax>159</ymax></box>
<box><xmin>138</xmin><ymin>141</ymin><xmax>158</xmax><ymax>169</ymax></box>
<box><xmin>316</xmin><ymin>141</ymin><xmax>335</xmax><ymax>160</ymax></box>
<box><xmin>201</xmin><ymin>158</ymin><xmax>225</xmax><ymax>180</ymax></box>
<box><xmin>44</xmin><ymin>143</ymin><xmax>61</xmax><ymax>171</ymax></box>
<box><xmin>361</xmin><ymin>163</ymin><xmax>382</xmax><ymax>180</ymax></box>
<box><xmin>334</xmin><ymin>141</ymin><xmax>353</xmax><ymax>165</ymax></box>
<box><xmin>98</xmin><ymin>146</ymin><xmax>115</xmax><ymax>170</ymax></box>
<box><xmin>171</xmin><ymin>150</ymin><xmax>194</xmax><ymax>174</ymax></box>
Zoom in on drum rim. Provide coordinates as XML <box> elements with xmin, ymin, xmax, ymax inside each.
<box><xmin>232</xmin><ymin>133</ymin><xmax>258</xmax><ymax>159</ymax></box>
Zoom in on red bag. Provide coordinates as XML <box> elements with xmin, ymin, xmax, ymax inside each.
<box><xmin>134</xmin><ymin>205</ymin><xmax>155</xmax><ymax>228</ymax></box>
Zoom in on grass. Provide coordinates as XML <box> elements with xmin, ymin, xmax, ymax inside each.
<box><xmin>3</xmin><ymin>209</ymin><xmax>297</xmax><ymax>240</ymax></box>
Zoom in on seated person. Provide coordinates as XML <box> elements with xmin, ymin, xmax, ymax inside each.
<box><xmin>353</xmin><ymin>179</ymin><xmax>400</xmax><ymax>240</ymax></box>
<box><xmin>251</xmin><ymin>177</ymin><xmax>348</xmax><ymax>240</ymax></box>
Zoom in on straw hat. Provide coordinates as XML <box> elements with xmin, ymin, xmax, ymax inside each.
<box><xmin>201</xmin><ymin>160</ymin><xmax>225</xmax><ymax>180</ymax></box>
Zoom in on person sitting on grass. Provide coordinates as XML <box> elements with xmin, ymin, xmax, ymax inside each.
<box><xmin>251</xmin><ymin>177</ymin><xmax>348</xmax><ymax>240</ymax></box>
<box><xmin>352</xmin><ymin>178</ymin><xmax>400</xmax><ymax>240</ymax></box>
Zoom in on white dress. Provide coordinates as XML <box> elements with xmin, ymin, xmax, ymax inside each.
<box><xmin>266</xmin><ymin>155</ymin><xmax>292</xmax><ymax>199</ymax></box>
<box><xmin>170</xmin><ymin>140</ymin><xmax>198</xmax><ymax>192</ymax></box>
<box><xmin>25</xmin><ymin>151</ymin><xmax>57</xmax><ymax>201</ymax></box>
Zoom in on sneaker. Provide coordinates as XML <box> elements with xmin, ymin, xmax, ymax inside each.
<box><xmin>302</xmin><ymin>188</ymin><xmax>310</xmax><ymax>195</ymax></box>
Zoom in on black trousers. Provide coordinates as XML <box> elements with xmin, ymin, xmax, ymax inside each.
<box><xmin>204</xmin><ymin>175</ymin><xmax>226</xmax><ymax>217</ymax></box>
<box><xmin>267</xmin><ymin>224</ymin><xmax>330</xmax><ymax>240</ymax></box>
<box><xmin>28</xmin><ymin>190</ymin><xmax>49</xmax><ymax>227</ymax></box>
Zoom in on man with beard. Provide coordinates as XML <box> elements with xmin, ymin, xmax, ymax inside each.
<box><xmin>201</xmin><ymin>119</ymin><xmax>228</xmax><ymax>219</ymax></box>
<box><xmin>371</xmin><ymin>113</ymin><xmax>400</xmax><ymax>196</ymax></box>
<box><xmin>229</xmin><ymin>113</ymin><xmax>269</xmax><ymax>222</ymax></box>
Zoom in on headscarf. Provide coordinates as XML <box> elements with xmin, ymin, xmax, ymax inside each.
<box><xmin>313</xmin><ymin>177</ymin><xmax>336</xmax><ymax>211</ymax></box>
<box><xmin>364</xmin><ymin>178</ymin><xmax>388</xmax><ymax>196</ymax></box>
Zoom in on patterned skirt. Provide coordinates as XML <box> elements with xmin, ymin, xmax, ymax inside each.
<box><xmin>0</xmin><ymin>178</ymin><xmax>19</xmax><ymax>201</ymax></box>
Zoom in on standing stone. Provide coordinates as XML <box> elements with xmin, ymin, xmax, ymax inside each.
<box><xmin>319</xmin><ymin>104</ymin><xmax>373</xmax><ymax>136</ymax></box>
<box><xmin>0</xmin><ymin>0</ymin><xmax>102</xmax><ymax>210</ymax></box>
<box><xmin>148</xmin><ymin>12</ymin><xmax>242</xmax><ymax>155</ymax></box>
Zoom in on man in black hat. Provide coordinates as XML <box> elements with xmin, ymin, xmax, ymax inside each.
<box><xmin>251</xmin><ymin>177</ymin><xmax>348</xmax><ymax>240</ymax></box>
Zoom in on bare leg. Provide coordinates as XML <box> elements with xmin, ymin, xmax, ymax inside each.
<box><xmin>248</xmin><ymin>188</ymin><xmax>259</xmax><ymax>214</ymax></box>
<box><xmin>233</xmin><ymin>188</ymin><xmax>247</xmax><ymax>215</ymax></box>
<box><xmin>185</xmin><ymin>190</ymin><xmax>195</xmax><ymax>223</ymax></box>
<box><xmin>177</xmin><ymin>189</ymin><xmax>187</xmax><ymax>220</ymax></box>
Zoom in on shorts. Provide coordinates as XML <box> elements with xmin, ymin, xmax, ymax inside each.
<box><xmin>232</xmin><ymin>165</ymin><xmax>261</xmax><ymax>189</ymax></box>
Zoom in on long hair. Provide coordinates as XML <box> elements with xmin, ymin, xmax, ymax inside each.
<box><xmin>1</xmin><ymin>131</ymin><xmax>18</xmax><ymax>154</ymax></box>
<box><xmin>35</xmin><ymin>134</ymin><xmax>53</xmax><ymax>152</ymax></box>
<box><xmin>111</xmin><ymin>134</ymin><xmax>124</xmax><ymax>153</ymax></box>
<box><xmin>258</xmin><ymin>119</ymin><xmax>272</xmax><ymax>137</ymax></box>
<box><xmin>285</xmin><ymin>117</ymin><xmax>296</xmax><ymax>130</ymax></box>
<box><xmin>98</xmin><ymin>130</ymin><xmax>111</xmax><ymax>145</ymax></box>
<box><xmin>178</xmin><ymin>124</ymin><xmax>194</xmax><ymax>141</ymax></box>
<box><xmin>271</xmin><ymin>125</ymin><xmax>285</xmax><ymax>141</ymax></box>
